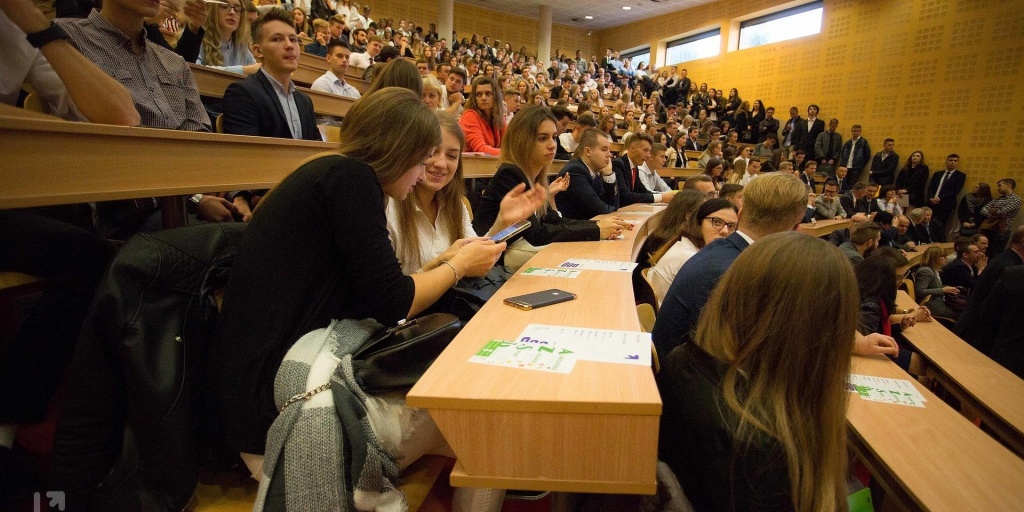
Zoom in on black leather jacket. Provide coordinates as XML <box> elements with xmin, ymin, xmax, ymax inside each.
<box><xmin>52</xmin><ymin>222</ymin><xmax>246</xmax><ymax>511</ymax></box>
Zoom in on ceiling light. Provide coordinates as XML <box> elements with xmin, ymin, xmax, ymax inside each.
<box><xmin>622</xmin><ymin>6</ymin><xmax>631</xmax><ymax>10</ymax></box>
<box><xmin>585</xmin><ymin>15</ymin><xmax>593</xmax><ymax>19</ymax></box>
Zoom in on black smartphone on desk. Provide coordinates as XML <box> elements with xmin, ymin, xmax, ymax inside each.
<box><xmin>503</xmin><ymin>289</ymin><xmax>576</xmax><ymax>310</ymax></box>
<box><xmin>490</xmin><ymin>220</ymin><xmax>531</xmax><ymax>243</ymax></box>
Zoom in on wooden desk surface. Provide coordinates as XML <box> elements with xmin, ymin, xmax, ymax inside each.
<box><xmin>797</xmin><ymin>218</ymin><xmax>850</xmax><ymax>237</ymax></box>
<box><xmin>895</xmin><ymin>291</ymin><xmax>1024</xmax><ymax>456</ymax></box>
<box><xmin>189</xmin><ymin>64</ymin><xmax>355</xmax><ymax>118</ymax></box>
<box><xmin>904</xmin><ymin>242</ymin><xmax>954</xmax><ymax>267</ymax></box>
<box><xmin>848</xmin><ymin>354</ymin><xmax>1024</xmax><ymax>510</ymax></box>
<box><xmin>298</xmin><ymin>51</ymin><xmax>328</xmax><ymax>71</ymax></box>
<box><xmin>462</xmin><ymin>155</ymin><xmax>567</xmax><ymax>179</ymax></box>
<box><xmin>0</xmin><ymin>106</ymin><xmax>336</xmax><ymax>208</ymax></box>
<box><xmin>408</xmin><ymin>204</ymin><xmax>664</xmax><ymax>494</ymax></box>
<box><xmin>658</xmin><ymin>166</ymin><xmax>700</xmax><ymax>179</ymax></box>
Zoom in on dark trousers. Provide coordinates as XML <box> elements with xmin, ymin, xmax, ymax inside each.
<box><xmin>0</xmin><ymin>211</ymin><xmax>111</xmax><ymax>423</ymax></box>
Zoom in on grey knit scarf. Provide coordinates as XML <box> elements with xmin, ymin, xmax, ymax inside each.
<box><xmin>255</xmin><ymin>318</ymin><xmax>404</xmax><ymax>511</ymax></box>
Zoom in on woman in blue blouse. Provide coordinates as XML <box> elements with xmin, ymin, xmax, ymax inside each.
<box><xmin>197</xmin><ymin>0</ymin><xmax>259</xmax><ymax>76</ymax></box>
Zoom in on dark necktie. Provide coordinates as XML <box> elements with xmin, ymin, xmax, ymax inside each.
<box><xmin>631</xmin><ymin>167</ymin><xmax>638</xmax><ymax>189</ymax></box>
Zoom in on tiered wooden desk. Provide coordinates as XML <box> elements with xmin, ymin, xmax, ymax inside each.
<box><xmin>408</xmin><ymin>203</ymin><xmax>667</xmax><ymax>494</ymax></box>
<box><xmin>895</xmin><ymin>291</ymin><xmax>1024</xmax><ymax>456</ymax></box>
<box><xmin>847</xmin><ymin>354</ymin><xmax>1024</xmax><ymax>510</ymax></box>
<box><xmin>0</xmin><ymin>105</ymin><xmax>335</xmax><ymax>209</ymax></box>
<box><xmin>797</xmin><ymin>218</ymin><xmax>850</xmax><ymax>238</ymax></box>
<box><xmin>462</xmin><ymin>155</ymin><xmax>566</xmax><ymax>179</ymax></box>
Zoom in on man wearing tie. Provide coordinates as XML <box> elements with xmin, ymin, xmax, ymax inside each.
<box><xmin>794</xmin><ymin>104</ymin><xmax>825</xmax><ymax>157</ymax></box>
<box><xmin>612</xmin><ymin>133</ymin><xmax>677</xmax><ymax>207</ymax></box>
<box><xmin>927</xmin><ymin>154</ymin><xmax>967</xmax><ymax>231</ymax></box>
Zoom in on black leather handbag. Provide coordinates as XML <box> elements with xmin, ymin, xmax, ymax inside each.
<box><xmin>353</xmin><ymin>313</ymin><xmax>462</xmax><ymax>393</ymax></box>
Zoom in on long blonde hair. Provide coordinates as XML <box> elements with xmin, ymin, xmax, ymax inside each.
<box><xmin>201</xmin><ymin>1</ymin><xmax>252</xmax><ymax>67</ymax></box>
<box><xmin>694</xmin><ymin>232</ymin><xmax>854</xmax><ymax>512</ymax></box>
<box><xmin>394</xmin><ymin>112</ymin><xmax>467</xmax><ymax>269</ymax></box>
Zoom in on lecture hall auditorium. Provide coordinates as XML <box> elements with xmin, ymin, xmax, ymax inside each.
<box><xmin>2</xmin><ymin>0</ymin><xmax>1023</xmax><ymax>511</ymax></box>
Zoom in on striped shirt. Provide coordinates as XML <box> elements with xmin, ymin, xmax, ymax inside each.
<box><xmin>55</xmin><ymin>10</ymin><xmax>210</xmax><ymax>132</ymax></box>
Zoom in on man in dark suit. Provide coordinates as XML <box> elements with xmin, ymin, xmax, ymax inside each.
<box><xmin>612</xmin><ymin>133</ymin><xmax>676</xmax><ymax>207</ymax></box>
<box><xmin>840</xmin><ymin>182</ymin><xmax>872</xmax><ymax>218</ymax></box>
<box><xmin>554</xmin><ymin>129</ymin><xmax>620</xmax><ymax>220</ymax></box>
<box><xmin>683</xmin><ymin>126</ymin><xmax>702</xmax><ymax>152</ymax></box>
<box><xmin>926</xmin><ymin>153</ymin><xmax>967</xmax><ymax>230</ymax></box>
<box><xmin>941</xmin><ymin>237</ymin><xmax>983</xmax><ymax>290</ymax></box>
<box><xmin>983</xmin><ymin>266</ymin><xmax>1024</xmax><ymax>378</ymax></box>
<box><xmin>956</xmin><ymin>225</ymin><xmax>1024</xmax><ymax>353</ymax></box>
<box><xmin>792</xmin><ymin>104</ymin><xmax>825</xmax><ymax>157</ymax></box>
<box><xmin>222</xmin><ymin>9</ymin><xmax>321</xmax><ymax>142</ymax></box>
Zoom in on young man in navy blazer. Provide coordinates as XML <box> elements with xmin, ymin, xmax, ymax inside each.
<box><xmin>612</xmin><ymin>132</ymin><xmax>676</xmax><ymax>207</ymax></box>
<box><xmin>554</xmin><ymin>128</ymin><xmax>620</xmax><ymax>220</ymax></box>
<box><xmin>222</xmin><ymin>9</ymin><xmax>321</xmax><ymax>142</ymax></box>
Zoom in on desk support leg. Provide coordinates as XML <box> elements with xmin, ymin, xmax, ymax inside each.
<box><xmin>160</xmin><ymin>196</ymin><xmax>188</xmax><ymax>230</ymax></box>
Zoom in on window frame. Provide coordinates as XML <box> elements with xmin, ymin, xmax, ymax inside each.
<box><xmin>737</xmin><ymin>0</ymin><xmax>824</xmax><ymax>50</ymax></box>
<box><xmin>621</xmin><ymin>47</ymin><xmax>651</xmax><ymax>68</ymax></box>
<box><xmin>664</xmin><ymin>28</ymin><xmax>722</xmax><ymax>65</ymax></box>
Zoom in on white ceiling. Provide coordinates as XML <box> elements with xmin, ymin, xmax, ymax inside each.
<box><xmin>457</xmin><ymin>0</ymin><xmax>717</xmax><ymax>31</ymax></box>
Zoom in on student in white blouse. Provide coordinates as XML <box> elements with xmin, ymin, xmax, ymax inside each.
<box><xmin>386</xmin><ymin>112</ymin><xmax>545</xmax><ymax>274</ymax></box>
<box><xmin>649</xmin><ymin>198</ymin><xmax>738</xmax><ymax>304</ymax></box>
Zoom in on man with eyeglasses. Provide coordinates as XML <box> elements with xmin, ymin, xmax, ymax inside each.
<box><xmin>813</xmin><ymin>179</ymin><xmax>847</xmax><ymax>220</ymax></box>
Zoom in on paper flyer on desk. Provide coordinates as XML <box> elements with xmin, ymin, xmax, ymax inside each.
<box><xmin>848</xmin><ymin>374</ymin><xmax>927</xmax><ymax>407</ymax></box>
<box><xmin>558</xmin><ymin>258</ymin><xmax>637</xmax><ymax>272</ymax></box>
<box><xmin>469</xmin><ymin>339</ymin><xmax>577</xmax><ymax>374</ymax></box>
<box><xmin>521</xmin><ymin>267</ymin><xmax>582</xmax><ymax>278</ymax></box>
<box><xmin>516</xmin><ymin>324</ymin><xmax>652</xmax><ymax>366</ymax></box>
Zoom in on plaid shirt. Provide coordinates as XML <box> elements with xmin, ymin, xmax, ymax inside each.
<box><xmin>56</xmin><ymin>10</ymin><xmax>210</xmax><ymax>132</ymax></box>
<box><xmin>982</xmin><ymin>193</ymin><xmax>1021</xmax><ymax>234</ymax></box>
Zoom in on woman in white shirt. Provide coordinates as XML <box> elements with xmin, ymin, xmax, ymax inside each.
<box><xmin>387</xmin><ymin>112</ymin><xmax>544</xmax><ymax>274</ymax></box>
<box><xmin>649</xmin><ymin>199</ymin><xmax>738</xmax><ymax>303</ymax></box>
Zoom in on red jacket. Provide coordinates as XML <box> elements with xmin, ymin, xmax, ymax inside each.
<box><xmin>459</xmin><ymin>108</ymin><xmax>504</xmax><ymax>156</ymax></box>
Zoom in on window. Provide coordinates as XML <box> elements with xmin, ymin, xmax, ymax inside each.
<box><xmin>621</xmin><ymin>47</ymin><xmax>650</xmax><ymax>69</ymax></box>
<box><xmin>738</xmin><ymin>1</ymin><xmax>823</xmax><ymax>50</ymax></box>
<box><xmin>665</xmin><ymin>29</ymin><xmax>721</xmax><ymax>65</ymax></box>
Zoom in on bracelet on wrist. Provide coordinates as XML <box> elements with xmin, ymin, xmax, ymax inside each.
<box><xmin>440</xmin><ymin>260</ymin><xmax>460</xmax><ymax>286</ymax></box>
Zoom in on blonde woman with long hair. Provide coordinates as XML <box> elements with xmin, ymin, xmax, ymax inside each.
<box><xmin>472</xmin><ymin>105</ymin><xmax>629</xmax><ymax>268</ymax></box>
<box><xmin>197</xmin><ymin>0</ymin><xmax>259</xmax><ymax>75</ymax></box>
<box><xmin>657</xmin><ymin>231</ymin><xmax>855</xmax><ymax>512</ymax></box>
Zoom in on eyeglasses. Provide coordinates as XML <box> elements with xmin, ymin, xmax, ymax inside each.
<box><xmin>218</xmin><ymin>3</ymin><xmax>243</xmax><ymax>13</ymax></box>
<box><xmin>705</xmin><ymin>216</ymin><xmax>737</xmax><ymax>232</ymax></box>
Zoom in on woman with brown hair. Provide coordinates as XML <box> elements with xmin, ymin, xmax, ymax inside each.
<box><xmin>658</xmin><ymin>231</ymin><xmax>856</xmax><ymax>511</ymax></box>
<box><xmin>458</xmin><ymin>75</ymin><xmax>505</xmax><ymax>155</ymax></box>
<box><xmin>636</xmin><ymin>190</ymin><xmax>706</xmax><ymax>270</ymax></box>
<box><xmin>212</xmin><ymin>88</ymin><xmax>510</xmax><ymax>461</ymax></box>
<box><xmin>472</xmin><ymin>105</ymin><xmax>630</xmax><ymax>268</ymax></box>
<box><xmin>649</xmin><ymin>198</ymin><xmax>737</xmax><ymax>303</ymax></box>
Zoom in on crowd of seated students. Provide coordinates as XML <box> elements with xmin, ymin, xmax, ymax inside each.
<box><xmin>6</xmin><ymin>0</ymin><xmax>1024</xmax><ymax>509</ymax></box>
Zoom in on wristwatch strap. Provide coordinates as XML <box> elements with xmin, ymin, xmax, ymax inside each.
<box><xmin>26</xmin><ymin>22</ymin><xmax>70</xmax><ymax>48</ymax></box>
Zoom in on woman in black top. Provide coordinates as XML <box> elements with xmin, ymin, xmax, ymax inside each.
<box><xmin>657</xmin><ymin>232</ymin><xmax>855</xmax><ymax>512</ymax></box>
<box><xmin>894</xmin><ymin>150</ymin><xmax>930</xmax><ymax>208</ymax></box>
<box><xmin>212</xmin><ymin>88</ymin><xmax>516</xmax><ymax>456</ymax></box>
<box><xmin>472</xmin><ymin>105</ymin><xmax>629</xmax><ymax>249</ymax></box>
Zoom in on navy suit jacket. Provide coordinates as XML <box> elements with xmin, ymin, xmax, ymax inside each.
<box><xmin>652</xmin><ymin>232</ymin><xmax>750</xmax><ymax>356</ymax></box>
<box><xmin>926</xmin><ymin>169</ymin><xmax>966</xmax><ymax>217</ymax></box>
<box><xmin>793</xmin><ymin>118</ymin><xmax>825</xmax><ymax>155</ymax></box>
<box><xmin>554</xmin><ymin>159</ymin><xmax>619</xmax><ymax>220</ymax></box>
<box><xmin>612</xmin><ymin>154</ymin><xmax>655</xmax><ymax>206</ymax></box>
<box><xmin>222</xmin><ymin>71</ymin><xmax>321</xmax><ymax>141</ymax></box>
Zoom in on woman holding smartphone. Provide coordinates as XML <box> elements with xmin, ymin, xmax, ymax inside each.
<box><xmin>387</xmin><ymin>112</ymin><xmax>546</xmax><ymax>274</ymax></box>
<box><xmin>212</xmin><ymin>88</ymin><xmax>510</xmax><ymax>466</ymax></box>
<box><xmin>473</xmin><ymin>105</ymin><xmax>631</xmax><ymax>269</ymax></box>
